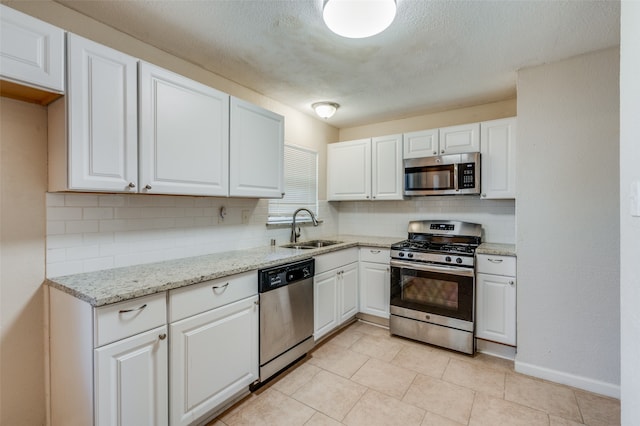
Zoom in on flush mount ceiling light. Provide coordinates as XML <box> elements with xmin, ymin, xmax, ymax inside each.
<box><xmin>312</xmin><ymin>102</ymin><xmax>340</xmax><ymax>119</ymax></box>
<box><xmin>322</xmin><ymin>0</ymin><xmax>397</xmax><ymax>38</ymax></box>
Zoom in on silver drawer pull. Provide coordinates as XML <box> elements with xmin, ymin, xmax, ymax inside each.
<box><xmin>119</xmin><ymin>304</ymin><xmax>147</xmax><ymax>314</ymax></box>
<box><xmin>158</xmin><ymin>333</ymin><xmax>167</xmax><ymax>340</ymax></box>
<box><xmin>212</xmin><ymin>283</ymin><xmax>229</xmax><ymax>291</ymax></box>
<box><xmin>370</xmin><ymin>250</ymin><xmax>381</xmax><ymax>254</ymax></box>
<box><xmin>487</xmin><ymin>258</ymin><xmax>504</xmax><ymax>263</ymax></box>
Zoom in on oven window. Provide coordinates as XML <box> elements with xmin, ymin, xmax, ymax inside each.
<box><xmin>402</xmin><ymin>276</ymin><xmax>458</xmax><ymax>310</ymax></box>
<box><xmin>390</xmin><ymin>266</ymin><xmax>474</xmax><ymax>322</ymax></box>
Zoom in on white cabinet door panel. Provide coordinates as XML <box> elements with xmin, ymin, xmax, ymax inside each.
<box><xmin>139</xmin><ymin>62</ymin><xmax>229</xmax><ymax>196</ymax></box>
<box><xmin>480</xmin><ymin>117</ymin><xmax>516</xmax><ymax>199</ymax></box>
<box><xmin>403</xmin><ymin>128</ymin><xmax>439</xmax><ymax>158</ymax></box>
<box><xmin>439</xmin><ymin>123</ymin><xmax>480</xmax><ymax>154</ymax></box>
<box><xmin>476</xmin><ymin>273</ymin><xmax>516</xmax><ymax>346</ymax></box>
<box><xmin>67</xmin><ymin>34</ymin><xmax>138</xmax><ymax>192</ymax></box>
<box><xmin>229</xmin><ymin>97</ymin><xmax>284</xmax><ymax>198</ymax></box>
<box><xmin>372</xmin><ymin>134</ymin><xmax>403</xmax><ymax>200</ymax></box>
<box><xmin>0</xmin><ymin>5</ymin><xmax>64</xmax><ymax>91</ymax></box>
<box><xmin>170</xmin><ymin>296</ymin><xmax>258</xmax><ymax>426</ymax></box>
<box><xmin>359</xmin><ymin>262</ymin><xmax>390</xmax><ymax>319</ymax></box>
<box><xmin>340</xmin><ymin>263</ymin><xmax>359</xmax><ymax>322</ymax></box>
<box><xmin>314</xmin><ymin>270</ymin><xmax>339</xmax><ymax>341</ymax></box>
<box><xmin>94</xmin><ymin>325</ymin><xmax>168</xmax><ymax>426</ymax></box>
<box><xmin>327</xmin><ymin>139</ymin><xmax>371</xmax><ymax>200</ymax></box>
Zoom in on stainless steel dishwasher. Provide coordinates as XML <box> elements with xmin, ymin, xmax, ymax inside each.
<box><xmin>257</xmin><ymin>258</ymin><xmax>315</xmax><ymax>383</ymax></box>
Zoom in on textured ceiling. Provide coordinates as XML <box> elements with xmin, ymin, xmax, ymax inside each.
<box><xmin>54</xmin><ymin>0</ymin><xmax>620</xmax><ymax>128</ymax></box>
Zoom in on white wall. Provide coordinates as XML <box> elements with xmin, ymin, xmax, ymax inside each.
<box><xmin>516</xmin><ymin>48</ymin><xmax>620</xmax><ymax>397</ymax></box>
<box><xmin>620</xmin><ymin>2</ymin><xmax>640</xmax><ymax>424</ymax></box>
<box><xmin>0</xmin><ymin>98</ymin><xmax>47</xmax><ymax>424</ymax></box>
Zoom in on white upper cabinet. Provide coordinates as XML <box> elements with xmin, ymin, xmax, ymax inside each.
<box><xmin>0</xmin><ymin>5</ymin><xmax>64</xmax><ymax>93</ymax></box>
<box><xmin>480</xmin><ymin>117</ymin><xmax>517</xmax><ymax>199</ymax></box>
<box><xmin>371</xmin><ymin>134</ymin><xmax>403</xmax><ymax>200</ymax></box>
<box><xmin>229</xmin><ymin>97</ymin><xmax>284</xmax><ymax>198</ymax></box>
<box><xmin>403</xmin><ymin>123</ymin><xmax>479</xmax><ymax>158</ymax></box>
<box><xmin>439</xmin><ymin>122</ymin><xmax>480</xmax><ymax>154</ymax></box>
<box><xmin>49</xmin><ymin>34</ymin><xmax>139</xmax><ymax>192</ymax></box>
<box><xmin>327</xmin><ymin>135</ymin><xmax>403</xmax><ymax>201</ymax></box>
<box><xmin>139</xmin><ymin>62</ymin><xmax>230</xmax><ymax>196</ymax></box>
<box><xmin>403</xmin><ymin>128</ymin><xmax>439</xmax><ymax>159</ymax></box>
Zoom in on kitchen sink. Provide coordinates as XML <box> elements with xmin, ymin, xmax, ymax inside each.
<box><xmin>281</xmin><ymin>240</ymin><xmax>343</xmax><ymax>250</ymax></box>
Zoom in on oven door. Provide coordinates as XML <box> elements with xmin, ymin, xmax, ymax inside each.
<box><xmin>390</xmin><ymin>259</ymin><xmax>474</xmax><ymax>323</ymax></box>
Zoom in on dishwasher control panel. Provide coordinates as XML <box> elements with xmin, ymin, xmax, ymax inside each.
<box><xmin>258</xmin><ymin>258</ymin><xmax>315</xmax><ymax>292</ymax></box>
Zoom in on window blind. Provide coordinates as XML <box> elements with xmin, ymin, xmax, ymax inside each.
<box><xmin>268</xmin><ymin>145</ymin><xmax>318</xmax><ymax>223</ymax></box>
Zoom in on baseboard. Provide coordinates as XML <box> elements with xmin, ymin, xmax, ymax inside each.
<box><xmin>514</xmin><ymin>360</ymin><xmax>620</xmax><ymax>399</ymax></box>
<box><xmin>356</xmin><ymin>312</ymin><xmax>389</xmax><ymax>327</ymax></box>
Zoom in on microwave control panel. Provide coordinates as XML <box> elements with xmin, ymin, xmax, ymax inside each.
<box><xmin>458</xmin><ymin>163</ymin><xmax>476</xmax><ymax>189</ymax></box>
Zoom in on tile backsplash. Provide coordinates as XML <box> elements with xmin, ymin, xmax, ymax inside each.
<box><xmin>46</xmin><ymin>193</ymin><xmax>338</xmax><ymax>277</ymax></box>
<box><xmin>46</xmin><ymin>193</ymin><xmax>514</xmax><ymax>277</ymax></box>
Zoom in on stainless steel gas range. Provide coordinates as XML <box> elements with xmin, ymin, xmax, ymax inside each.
<box><xmin>389</xmin><ymin>220</ymin><xmax>482</xmax><ymax>355</ymax></box>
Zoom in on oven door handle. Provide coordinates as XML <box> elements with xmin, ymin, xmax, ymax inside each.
<box><xmin>390</xmin><ymin>259</ymin><xmax>475</xmax><ymax>277</ymax></box>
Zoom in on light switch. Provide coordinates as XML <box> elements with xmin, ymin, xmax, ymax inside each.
<box><xmin>631</xmin><ymin>180</ymin><xmax>640</xmax><ymax>217</ymax></box>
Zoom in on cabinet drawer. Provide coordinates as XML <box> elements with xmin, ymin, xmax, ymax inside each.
<box><xmin>476</xmin><ymin>254</ymin><xmax>516</xmax><ymax>276</ymax></box>
<box><xmin>169</xmin><ymin>271</ymin><xmax>257</xmax><ymax>322</ymax></box>
<box><xmin>94</xmin><ymin>292</ymin><xmax>167</xmax><ymax>347</ymax></box>
<box><xmin>314</xmin><ymin>248</ymin><xmax>359</xmax><ymax>274</ymax></box>
<box><xmin>359</xmin><ymin>247</ymin><xmax>390</xmax><ymax>264</ymax></box>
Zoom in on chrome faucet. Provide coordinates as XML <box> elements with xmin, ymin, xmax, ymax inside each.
<box><xmin>290</xmin><ymin>208</ymin><xmax>319</xmax><ymax>243</ymax></box>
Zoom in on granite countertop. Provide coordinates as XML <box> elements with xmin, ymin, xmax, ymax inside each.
<box><xmin>477</xmin><ymin>242</ymin><xmax>517</xmax><ymax>256</ymax></box>
<box><xmin>46</xmin><ymin>235</ymin><xmax>401</xmax><ymax>307</ymax></box>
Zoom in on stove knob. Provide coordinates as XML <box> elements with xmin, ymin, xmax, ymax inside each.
<box><xmin>456</xmin><ymin>258</ymin><xmax>463</xmax><ymax>264</ymax></box>
<box><xmin>445</xmin><ymin>256</ymin><xmax>452</xmax><ymax>263</ymax></box>
<box><xmin>399</xmin><ymin>252</ymin><xmax>405</xmax><ymax>257</ymax></box>
<box><xmin>407</xmin><ymin>253</ymin><xmax>414</xmax><ymax>259</ymax></box>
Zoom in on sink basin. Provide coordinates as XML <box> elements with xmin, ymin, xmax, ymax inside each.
<box><xmin>281</xmin><ymin>240</ymin><xmax>343</xmax><ymax>250</ymax></box>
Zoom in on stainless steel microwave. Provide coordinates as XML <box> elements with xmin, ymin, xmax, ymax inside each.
<box><xmin>404</xmin><ymin>152</ymin><xmax>480</xmax><ymax>196</ymax></box>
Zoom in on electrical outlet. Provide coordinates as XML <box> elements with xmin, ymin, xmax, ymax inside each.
<box><xmin>241</xmin><ymin>210</ymin><xmax>250</xmax><ymax>224</ymax></box>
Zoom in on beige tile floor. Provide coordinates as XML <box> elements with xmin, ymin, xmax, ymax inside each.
<box><xmin>211</xmin><ymin>321</ymin><xmax>620</xmax><ymax>426</ymax></box>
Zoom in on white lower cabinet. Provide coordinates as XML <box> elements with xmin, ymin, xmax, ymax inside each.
<box><xmin>475</xmin><ymin>254</ymin><xmax>517</xmax><ymax>346</ymax></box>
<box><xmin>313</xmin><ymin>248</ymin><xmax>359</xmax><ymax>341</ymax></box>
<box><xmin>359</xmin><ymin>247</ymin><xmax>391</xmax><ymax>319</ymax></box>
<box><xmin>94</xmin><ymin>325</ymin><xmax>168</xmax><ymax>426</ymax></box>
<box><xmin>49</xmin><ymin>290</ymin><xmax>168</xmax><ymax>426</ymax></box>
<box><xmin>169</xmin><ymin>295</ymin><xmax>258</xmax><ymax>426</ymax></box>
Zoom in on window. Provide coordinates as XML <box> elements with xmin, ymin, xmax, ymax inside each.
<box><xmin>268</xmin><ymin>145</ymin><xmax>318</xmax><ymax>224</ymax></box>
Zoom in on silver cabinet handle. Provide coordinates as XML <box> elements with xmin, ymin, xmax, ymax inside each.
<box><xmin>488</xmin><ymin>258</ymin><xmax>504</xmax><ymax>263</ymax></box>
<box><xmin>441</xmin><ymin>149</ymin><xmax>445</xmax><ymax>154</ymax></box>
<box><xmin>159</xmin><ymin>333</ymin><xmax>167</xmax><ymax>340</ymax></box>
<box><xmin>370</xmin><ymin>250</ymin><xmax>381</xmax><ymax>254</ymax></box>
<box><xmin>212</xmin><ymin>283</ymin><xmax>229</xmax><ymax>291</ymax></box>
<box><xmin>481</xmin><ymin>193</ymin><xmax>487</xmax><ymax>198</ymax></box>
<box><xmin>145</xmin><ymin>184</ymin><xmax>152</xmax><ymax>190</ymax></box>
<box><xmin>128</xmin><ymin>182</ymin><xmax>136</xmax><ymax>188</ymax></box>
<box><xmin>509</xmin><ymin>280</ymin><xmax>515</xmax><ymax>286</ymax></box>
<box><xmin>433</xmin><ymin>151</ymin><xmax>437</xmax><ymax>155</ymax></box>
<box><xmin>119</xmin><ymin>303</ymin><xmax>147</xmax><ymax>314</ymax></box>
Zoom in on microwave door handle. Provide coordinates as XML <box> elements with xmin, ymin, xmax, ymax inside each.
<box><xmin>453</xmin><ymin>163</ymin><xmax>459</xmax><ymax>191</ymax></box>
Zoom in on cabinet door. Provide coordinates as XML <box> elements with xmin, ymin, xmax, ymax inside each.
<box><xmin>403</xmin><ymin>128</ymin><xmax>439</xmax><ymax>158</ymax></box>
<box><xmin>314</xmin><ymin>269</ymin><xmax>339</xmax><ymax>341</ymax></box>
<box><xmin>170</xmin><ymin>295</ymin><xmax>258</xmax><ymax>426</ymax></box>
<box><xmin>359</xmin><ymin>261</ymin><xmax>390</xmax><ymax>319</ymax></box>
<box><xmin>94</xmin><ymin>325</ymin><xmax>168</xmax><ymax>426</ymax></box>
<box><xmin>139</xmin><ymin>62</ymin><xmax>229</xmax><ymax>196</ymax></box>
<box><xmin>372</xmin><ymin>134</ymin><xmax>404</xmax><ymax>200</ymax></box>
<box><xmin>229</xmin><ymin>97</ymin><xmax>284</xmax><ymax>198</ymax></box>
<box><xmin>0</xmin><ymin>5</ymin><xmax>64</xmax><ymax>92</ymax></box>
<box><xmin>439</xmin><ymin>123</ymin><xmax>480</xmax><ymax>154</ymax></box>
<box><xmin>67</xmin><ymin>34</ymin><xmax>139</xmax><ymax>192</ymax></box>
<box><xmin>480</xmin><ymin>117</ymin><xmax>516</xmax><ymax>199</ymax></box>
<box><xmin>476</xmin><ymin>273</ymin><xmax>516</xmax><ymax>346</ymax></box>
<box><xmin>339</xmin><ymin>262</ymin><xmax>359</xmax><ymax>323</ymax></box>
<box><xmin>327</xmin><ymin>139</ymin><xmax>371</xmax><ymax>201</ymax></box>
